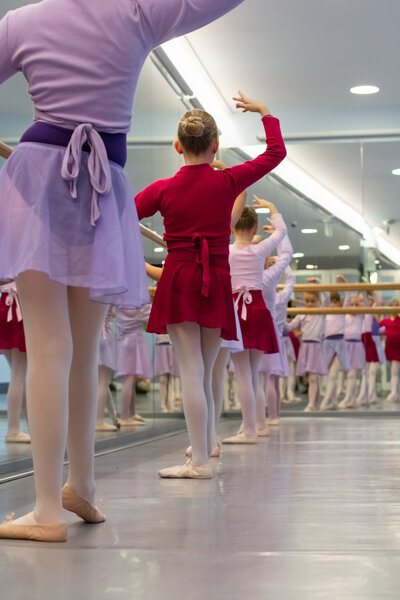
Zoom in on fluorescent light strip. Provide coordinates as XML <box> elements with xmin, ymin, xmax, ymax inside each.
<box><xmin>373</xmin><ymin>228</ymin><xmax>400</xmax><ymax>266</ymax></box>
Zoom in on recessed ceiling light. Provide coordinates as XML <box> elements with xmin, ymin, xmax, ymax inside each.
<box><xmin>350</xmin><ymin>85</ymin><xmax>379</xmax><ymax>95</ymax></box>
<box><xmin>338</xmin><ymin>245</ymin><xmax>350</xmax><ymax>251</ymax></box>
<box><xmin>301</xmin><ymin>228</ymin><xmax>318</xmax><ymax>234</ymax></box>
<box><xmin>154</xmin><ymin>247</ymin><xmax>164</xmax><ymax>253</ymax></box>
<box><xmin>306</xmin><ymin>264</ymin><xmax>318</xmax><ymax>270</ymax></box>
<box><xmin>293</xmin><ymin>252</ymin><xmax>304</xmax><ymax>258</ymax></box>
<box><xmin>392</xmin><ymin>168</ymin><xmax>400</xmax><ymax>176</ymax></box>
<box><xmin>375</xmin><ymin>259</ymin><xmax>380</xmax><ymax>264</ymax></box>
<box><xmin>255</xmin><ymin>208</ymin><xmax>270</xmax><ymax>214</ymax></box>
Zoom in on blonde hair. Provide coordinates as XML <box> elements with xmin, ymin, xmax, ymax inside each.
<box><xmin>177</xmin><ymin>109</ymin><xmax>218</xmax><ymax>155</ymax></box>
<box><xmin>389</xmin><ymin>299</ymin><xmax>400</xmax><ymax>307</ymax></box>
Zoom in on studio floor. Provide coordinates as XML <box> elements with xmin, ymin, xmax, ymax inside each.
<box><xmin>1</xmin><ymin>417</ymin><xmax>400</xmax><ymax>599</ymax></box>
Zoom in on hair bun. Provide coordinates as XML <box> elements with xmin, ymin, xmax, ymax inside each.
<box><xmin>182</xmin><ymin>116</ymin><xmax>204</xmax><ymax>138</ymax></box>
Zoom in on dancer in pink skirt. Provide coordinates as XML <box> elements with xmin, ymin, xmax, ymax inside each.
<box><xmin>0</xmin><ymin>283</ymin><xmax>29</xmax><ymax>443</ymax></box>
<box><xmin>0</xmin><ymin>0</ymin><xmax>245</xmax><ymax>542</ymax></box>
<box><xmin>380</xmin><ymin>300</ymin><xmax>400</xmax><ymax>403</ymax></box>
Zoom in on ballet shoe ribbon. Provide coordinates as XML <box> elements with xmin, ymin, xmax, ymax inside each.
<box><xmin>5</xmin><ymin>289</ymin><xmax>22</xmax><ymax>323</ymax></box>
<box><xmin>192</xmin><ymin>233</ymin><xmax>210</xmax><ymax>298</ymax></box>
<box><xmin>234</xmin><ymin>287</ymin><xmax>253</xmax><ymax>321</ymax></box>
<box><xmin>61</xmin><ymin>123</ymin><xmax>111</xmax><ymax>226</ymax></box>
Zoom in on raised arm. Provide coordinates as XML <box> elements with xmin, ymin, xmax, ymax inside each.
<box><xmin>276</xmin><ymin>266</ymin><xmax>295</xmax><ymax>306</ymax></box>
<box><xmin>139</xmin><ymin>0</ymin><xmax>244</xmax><ymax>49</ymax></box>
<box><xmin>253</xmin><ymin>212</ymin><xmax>287</xmax><ymax>259</ymax></box>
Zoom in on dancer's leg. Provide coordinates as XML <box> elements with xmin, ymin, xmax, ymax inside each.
<box><xmin>97</xmin><ymin>366</ymin><xmax>113</xmax><ymax>423</ymax></box>
<box><xmin>339</xmin><ymin>369</ymin><xmax>357</xmax><ymax>408</ymax></box>
<box><xmin>321</xmin><ymin>356</ymin><xmax>340</xmax><ymax>409</ymax></box>
<box><xmin>212</xmin><ymin>347</ymin><xmax>230</xmax><ymax>447</ymax></box>
<box><xmin>267</xmin><ymin>374</ymin><xmax>280</xmax><ymax>422</ymax></box>
<box><xmin>120</xmin><ymin>375</ymin><xmax>135</xmax><ymax>420</ymax></box>
<box><xmin>200</xmin><ymin>327</ymin><xmax>222</xmax><ymax>454</ymax></box>
<box><xmin>368</xmin><ymin>363</ymin><xmax>378</xmax><ymax>404</ymax></box>
<box><xmin>287</xmin><ymin>361</ymin><xmax>300</xmax><ymax>402</ymax></box>
<box><xmin>256</xmin><ymin>371</ymin><xmax>268</xmax><ymax>429</ymax></box>
<box><xmin>357</xmin><ymin>368</ymin><xmax>368</xmax><ymax>406</ymax></box>
<box><xmin>337</xmin><ymin>370</ymin><xmax>345</xmax><ymax>396</ymax></box>
<box><xmin>159</xmin><ymin>373</ymin><xmax>169</xmax><ymax>412</ymax></box>
<box><xmin>167</xmin><ymin>322</ymin><xmax>214</xmax><ymax>466</ymax></box>
<box><xmin>230</xmin><ymin>351</ymin><xmax>256</xmax><ymax>436</ymax></box>
<box><xmin>306</xmin><ymin>373</ymin><xmax>320</xmax><ymax>411</ymax></box>
<box><xmin>15</xmin><ymin>271</ymin><xmax>72</xmax><ymax>524</ymax></box>
<box><xmin>5</xmin><ymin>349</ymin><xmax>28</xmax><ymax>436</ymax></box>
<box><xmin>388</xmin><ymin>361</ymin><xmax>400</xmax><ymax>401</ymax></box>
<box><xmin>66</xmin><ymin>286</ymin><xmax>107</xmax><ymax>504</ymax></box>
<box><xmin>279</xmin><ymin>376</ymin><xmax>287</xmax><ymax>403</ymax></box>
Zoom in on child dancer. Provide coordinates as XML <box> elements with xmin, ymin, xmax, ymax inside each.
<box><xmin>257</xmin><ymin>213</ymin><xmax>293</xmax><ymax>429</ymax></box>
<box><xmin>115</xmin><ymin>305</ymin><xmax>152</xmax><ymax>426</ymax></box>
<box><xmin>286</xmin><ymin>279</ymin><xmax>329</xmax><ymax>412</ymax></box>
<box><xmin>361</xmin><ymin>293</ymin><xmax>386</xmax><ymax>405</ymax></box>
<box><xmin>380</xmin><ymin>300</ymin><xmax>400</xmax><ymax>403</ymax></box>
<box><xmin>96</xmin><ymin>306</ymin><xmax>119</xmax><ymax>432</ymax></box>
<box><xmin>0</xmin><ymin>283</ymin><xmax>30</xmax><ymax>443</ymax></box>
<box><xmin>0</xmin><ymin>0</ymin><xmax>245</xmax><ymax>541</ymax></box>
<box><xmin>277</xmin><ymin>269</ymin><xmax>297</xmax><ymax>405</ymax></box>
<box><xmin>338</xmin><ymin>294</ymin><xmax>368</xmax><ymax>409</ymax></box>
<box><xmin>320</xmin><ymin>275</ymin><xmax>351</xmax><ymax>410</ymax></box>
<box><xmin>222</xmin><ymin>199</ymin><xmax>287</xmax><ymax>443</ymax></box>
<box><xmin>136</xmin><ymin>93</ymin><xmax>286</xmax><ymax>476</ymax></box>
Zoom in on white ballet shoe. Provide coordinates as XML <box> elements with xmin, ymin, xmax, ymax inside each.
<box><xmin>266</xmin><ymin>418</ymin><xmax>280</xmax><ymax>426</ymax></box>
<box><xmin>159</xmin><ymin>459</ymin><xmax>213</xmax><ymax>479</ymax></box>
<box><xmin>222</xmin><ymin>432</ymin><xmax>257</xmax><ymax>444</ymax></box>
<box><xmin>256</xmin><ymin>427</ymin><xmax>269</xmax><ymax>437</ymax></box>
<box><xmin>304</xmin><ymin>404</ymin><xmax>319</xmax><ymax>412</ymax></box>
<box><xmin>132</xmin><ymin>413</ymin><xmax>145</xmax><ymax>423</ymax></box>
<box><xmin>386</xmin><ymin>393</ymin><xmax>400</xmax><ymax>403</ymax></box>
<box><xmin>95</xmin><ymin>422</ymin><xmax>117</xmax><ymax>432</ymax></box>
<box><xmin>118</xmin><ymin>417</ymin><xmax>145</xmax><ymax>427</ymax></box>
<box><xmin>5</xmin><ymin>432</ymin><xmax>31</xmax><ymax>443</ymax></box>
<box><xmin>338</xmin><ymin>398</ymin><xmax>352</xmax><ymax>409</ymax></box>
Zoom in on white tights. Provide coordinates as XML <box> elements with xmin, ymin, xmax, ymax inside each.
<box><xmin>211</xmin><ymin>347</ymin><xmax>230</xmax><ymax>448</ymax></box>
<box><xmin>15</xmin><ymin>271</ymin><xmax>107</xmax><ymax>525</ymax></box>
<box><xmin>307</xmin><ymin>373</ymin><xmax>320</xmax><ymax>409</ymax></box>
<box><xmin>389</xmin><ymin>361</ymin><xmax>400</xmax><ymax>400</ymax></box>
<box><xmin>97</xmin><ymin>366</ymin><xmax>116</xmax><ymax>424</ymax></box>
<box><xmin>368</xmin><ymin>362</ymin><xmax>378</xmax><ymax>403</ymax></box>
<box><xmin>231</xmin><ymin>349</ymin><xmax>263</xmax><ymax>437</ymax></box>
<box><xmin>342</xmin><ymin>369</ymin><xmax>359</xmax><ymax>406</ymax></box>
<box><xmin>167</xmin><ymin>322</ymin><xmax>221</xmax><ymax>466</ymax></box>
<box><xmin>357</xmin><ymin>368</ymin><xmax>369</xmax><ymax>406</ymax></box>
<box><xmin>3</xmin><ymin>349</ymin><xmax>27</xmax><ymax>436</ymax></box>
<box><xmin>121</xmin><ymin>374</ymin><xmax>137</xmax><ymax>419</ymax></box>
<box><xmin>256</xmin><ymin>371</ymin><xmax>268</xmax><ymax>428</ymax></box>
<box><xmin>321</xmin><ymin>356</ymin><xmax>340</xmax><ymax>408</ymax></box>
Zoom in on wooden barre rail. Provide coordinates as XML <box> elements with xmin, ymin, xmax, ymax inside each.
<box><xmin>1</xmin><ymin>139</ymin><xmax>167</xmax><ymax>248</ymax></box>
<box><xmin>278</xmin><ymin>283</ymin><xmax>400</xmax><ymax>293</ymax></box>
<box><xmin>287</xmin><ymin>306</ymin><xmax>400</xmax><ymax>315</ymax></box>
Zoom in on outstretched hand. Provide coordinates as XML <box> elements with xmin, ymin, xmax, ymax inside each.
<box><xmin>211</xmin><ymin>160</ymin><xmax>227</xmax><ymax>171</ymax></box>
<box><xmin>336</xmin><ymin>274</ymin><xmax>347</xmax><ymax>283</ymax></box>
<box><xmin>262</xmin><ymin>218</ymin><xmax>275</xmax><ymax>235</ymax></box>
<box><xmin>253</xmin><ymin>194</ymin><xmax>277</xmax><ymax>214</ymax></box>
<box><xmin>233</xmin><ymin>91</ymin><xmax>270</xmax><ymax>117</ymax></box>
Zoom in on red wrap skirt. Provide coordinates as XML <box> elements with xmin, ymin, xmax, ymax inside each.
<box><xmin>0</xmin><ymin>294</ymin><xmax>26</xmax><ymax>353</ymax></box>
<box><xmin>233</xmin><ymin>289</ymin><xmax>278</xmax><ymax>353</ymax></box>
<box><xmin>362</xmin><ymin>332</ymin><xmax>379</xmax><ymax>363</ymax></box>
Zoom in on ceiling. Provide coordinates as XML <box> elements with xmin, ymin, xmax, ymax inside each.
<box><xmin>0</xmin><ymin>0</ymin><xmax>399</xmax><ymax>267</ymax></box>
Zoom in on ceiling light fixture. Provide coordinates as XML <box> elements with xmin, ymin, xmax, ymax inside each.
<box><xmin>293</xmin><ymin>252</ymin><xmax>304</xmax><ymax>258</ymax></box>
<box><xmin>301</xmin><ymin>228</ymin><xmax>318</xmax><ymax>234</ymax></box>
<box><xmin>392</xmin><ymin>169</ymin><xmax>400</xmax><ymax>176</ymax></box>
<box><xmin>154</xmin><ymin>247</ymin><xmax>164</xmax><ymax>253</ymax></box>
<box><xmin>350</xmin><ymin>85</ymin><xmax>380</xmax><ymax>95</ymax></box>
<box><xmin>255</xmin><ymin>207</ymin><xmax>270</xmax><ymax>214</ymax></box>
<box><xmin>338</xmin><ymin>245</ymin><xmax>350</xmax><ymax>251</ymax></box>
<box><xmin>306</xmin><ymin>264</ymin><xmax>318</xmax><ymax>270</ymax></box>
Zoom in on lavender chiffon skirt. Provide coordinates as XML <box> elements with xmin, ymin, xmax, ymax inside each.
<box><xmin>0</xmin><ymin>143</ymin><xmax>149</xmax><ymax>308</ymax></box>
<box><xmin>323</xmin><ymin>338</ymin><xmax>350</xmax><ymax>372</ymax></box>
<box><xmin>345</xmin><ymin>340</ymin><xmax>366</xmax><ymax>370</ymax></box>
<box><xmin>296</xmin><ymin>341</ymin><xmax>328</xmax><ymax>376</ymax></box>
<box><xmin>283</xmin><ymin>335</ymin><xmax>296</xmax><ymax>363</ymax></box>
<box><xmin>154</xmin><ymin>344</ymin><xmax>180</xmax><ymax>377</ymax></box>
<box><xmin>259</xmin><ymin>326</ymin><xmax>289</xmax><ymax>377</ymax></box>
<box><xmin>116</xmin><ymin>333</ymin><xmax>152</xmax><ymax>379</ymax></box>
<box><xmin>99</xmin><ymin>327</ymin><xmax>117</xmax><ymax>371</ymax></box>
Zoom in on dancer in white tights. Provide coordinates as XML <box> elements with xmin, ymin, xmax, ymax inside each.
<box><xmin>0</xmin><ymin>283</ymin><xmax>30</xmax><ymax>443</ymax></box>
<box><xmin>361</xmin><ymin>292</ymin><xmax>386</xmax><ymax>405</ymax></box>
<box><xmin>222</xmin><ymin>198</ymin><xmax>287</xmax><ymax>444</ymax></box>
<box><xmin>257</xmin><ymin>216</ymin><xmax>293</xmax><ymax>429</ymax></box>
<box><xmin>320</xmin><ymin>275</ymin><xmax>351</xmax><ymax>411</ymax></box>
<box><xmin>0</xmin><ymin>0</ymin><xmax>245</xmax><ymax>541</ymax></box>
<box><xmin>154</xmin><ymin>334</ymin><xmax>180</xmax><ymax>413</ymax></box>
<box><xmin>276</xmin><ymin>268</ymin><xmax>297</xmax><ymax>405</ymax></box>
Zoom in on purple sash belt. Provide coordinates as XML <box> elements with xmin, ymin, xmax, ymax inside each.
<box><xmin>326</xmin><ymin>334</ymin><xmax>344</xmax><ymax>340</ymax></box>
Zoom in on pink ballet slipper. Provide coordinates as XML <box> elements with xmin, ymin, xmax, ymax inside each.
<box><xmin>62</xmin><ymin>483</ymin><xmax>106</xmax><ymax>523</ymax></box>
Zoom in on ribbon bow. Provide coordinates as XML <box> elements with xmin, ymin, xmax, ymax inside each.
<box><xmin>5</xmin><ymin>290</ymin><xmax>22</xmax><ymax>323</ymax></box>
<box><xmin>234</xmin><ymin>287</ymin><xmax>253</xmax><ymax>321</ymax></box>
<box><xmin>61</xmin><ymin>123</ymin><xmax>111</xmax><ymax>226</ymax></box>
<box><xmin>192</xmin><ymin>233</ymin><xmax>210</xmax><ymax>298</ymax></box>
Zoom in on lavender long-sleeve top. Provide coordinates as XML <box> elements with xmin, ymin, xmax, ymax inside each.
<box><xmin>275</xmin><ymin>266</ymin><xmax>295</xmax><ymax>333</ymax></box>
<box><xmin>0</xmin><ymin>0</ymin><xmax>244</xmax><ymax>132</ymax></box>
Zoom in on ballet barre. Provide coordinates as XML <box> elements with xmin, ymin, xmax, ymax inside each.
<box><xmin>0</xmin><ymin>139</ymin><xmax>167</xmax><ymax>249</ymax></box>
<box><xmin>287</xmin><ymin>306</ymin><xmax>400</xmax><ymax>315</ymax></box>
<box><xmin>278</xmin><ymin>282</ymin><xmax>400</xmax><ymax>292</ymax></box>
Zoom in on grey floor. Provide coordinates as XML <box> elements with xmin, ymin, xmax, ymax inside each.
<box><xmin>1</xmin><ymin>418</ymin><xmax>400</xmax><ymax>599</ymax></box>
